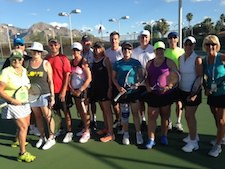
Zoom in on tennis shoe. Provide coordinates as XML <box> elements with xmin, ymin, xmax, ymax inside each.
<box><xmin>175</xmin><ymin>122</ymin><xmax>184</xmax><ymax>132</ymax></box>
<box><xmin>136</xmin><ymin>132</ymin><xmax>143</xmax><ymax>145</ymax></box>
<box><xmin>63</xmin><ymin>132</ymin><xmax>73</xmax><ymax>143</ymax></box>
<box><xmin>42</xmin><ymin>138</ymin><xmax>56</xmax><ymax>150</ymax></box>
<box><xmin>100</xmin><ymin>134</ymin><xmax>115</xmax><ymax>143</ymax></box>
<box><xmin>146</xmin><ymin>139</ymin><xmax>156</xmax><ymax>149</ymax></box>
<box><xmin>17</xmin><ymin>152</ymin><xmax>36</xmax><ymax>163</ymax></box>
<box><xmin>55</xmin><ymin>128</ymin><xmax>66</xmax><ymax>138</ymax></box>
<box><xmin>182</xmin><ymin>140</ymin><xmax>199</xmax><ymax>152</ymax></box>
<box><xmin>29</xmin><ymin>127</ymin><xmax>40</xmax><ymax>136</ymax></box>
<box><xmin>183</xmin><ymin>134</ymin><xmax>200</xmax><ymax>143</ymax></box>
<box><xmin>36</xmin><ymin>137</ymin><xmax>47</xmax><ymax>148</ymax></box>
<box><xmin>122</xmin><ymin>132</ymin><xmax>130</xmax><ymax>145</ymax></box>
<box><xmin>160</xmin><ymin>135</ymin><xmax>168</xmax><ymax>145</ymax></box>
<box><xmin>210</xmin><ymin>137</ymin><xmax>225</xmax><ymax>146</ymax></box>
<box><xmin>79</xmin><ymin>132</ymin><xmax>90</xmax><ymax>143</ymax></box>
<box><xmin>76</xmin><ymin>129</ymin><xmax>85</xmax><ymax>137</ymax></box>
<box><xmin>208</xmin><ymin>145</ymin><xmax>222</xmax><ymax>157</ymax></box>
<box><xmin>11</xmin><ymin>141</ymin><xmax>29</xmax><ymax>148</ymax></box>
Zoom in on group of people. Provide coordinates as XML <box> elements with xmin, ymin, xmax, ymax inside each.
<box><xmin>0</xmin><ymin>30</ymin><xmax>224</xmax><ymax>163</ymax></box>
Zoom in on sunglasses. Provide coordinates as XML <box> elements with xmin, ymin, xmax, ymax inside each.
<box><xmin>15</xmin><ymin>43</ymin><xmax>24</xmax><ymax>46</ymax></box>
<box><xmin>49</xmin><ymin>43</ymin><xmax>58</xmax><ymax>47</ymax></box>
<box><xmin>168</xmin><ymin>36</ymin><xmax>177</xmax><ymax>39</ymax></box>
<box><xmin>12</xmin><ymin>58</ymin><xmax>23</xmax><ymax>62</ymax></box>
<box><xmin>205</xmin><ymin>43</ymin><xmax>217</xmax><ymax>47</ymax></box>
<box><xmin>122</xmin><ymin>47</ymin><xmax>132</xmax><ymax>51</ymax></box>
<box><xmin>184</xmin><ymin>43</ymin><xmax>193</xmax><ymax>47</ymax></box>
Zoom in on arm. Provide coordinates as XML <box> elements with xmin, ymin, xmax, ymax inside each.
<box><xmin>44</xmin><ymin>60</ymin><xmax>55</xmax><ymax>107</ymax></box>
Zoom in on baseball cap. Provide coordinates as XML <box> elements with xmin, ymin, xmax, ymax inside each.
<box><xmin>122</xmin><ymin>41</ymin><xmax>133</xmax><ymax>50</ymax></box>
<box><xmin>10</xmin><ymin>49</ymin><xmax>23</xmax><ymax>59</ymax></box>
<box><xmin>48</xmin><ymin>38</ymin><xmax>59</xmax><ymax>43</ymax></box>
<box><xmin>140</xmin><ymin>30</ymin><xmax>150</xmax><ymax>36</ymax></box>
<box><xmin>168</xmin><ymin>32</ymin><xmax>178</xmax><ymax>39</ymax></box>
<box><xmin>93</xmin><ymin>41</ymin><xmax>104</xmax><ymax>48</ymax></box>
<box><xmin>82</xmin><ymin>35</ymin><xmax>91</xmax><ymax>42</ymax></box>
<box><xmin>13</xmin><ymin>37</ymin><xmax>25</xmax><ymax>46</ymax></box>
<box><xmin>154</xmin><ymin>41</ymin><xmax>166</xmax><ymax>50</ymax></box>
<box><xmin>183</xmin><ymin>36</ymin><xmax>196</xmax><ymax>44</ymax></box>
<box><xmin>71</xmin><ymin>42</ymin><xmax>83</xmax><ymax>51</ymax></box>
<box><xmin>27</xmin><ymin>42</ymin><xmax>48</xmax><ymax>55</ymax></box>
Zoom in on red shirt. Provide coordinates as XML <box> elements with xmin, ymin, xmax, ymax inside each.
<box><xmin>45</xmin><ymin>54</ymin><xmax>71</xmax><ymax>93</ymax></box>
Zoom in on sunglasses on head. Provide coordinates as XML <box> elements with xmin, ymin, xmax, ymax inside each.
<box><xmin>205</xmin><ymin>43</ymin><xmax>216</xmax><ymax>47</ymax></box>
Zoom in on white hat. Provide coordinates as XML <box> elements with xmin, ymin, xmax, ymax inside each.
<box><xmin>183</xmin><ymin>36</ymin><xmax>196</xmax><ymax>44</ymax></box>
<box><xmin>71</xmin><ymin>42</ymin><xmax>83</xmax><ymax>51</ymax></box>
<box><xmin>27</xmin><ymin>42</ymin><xmax>48</xmax><ymax>55</ymax></box>
<box><xmin>140</xmin><ymin>30</ymin><xmax>150</xmax><ymax>36</ymax></box>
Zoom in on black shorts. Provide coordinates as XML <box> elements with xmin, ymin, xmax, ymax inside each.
<box><xmin>53</xmin><ymin>91</ymin><xmax>73</xmax><ymax>112</ymax></box>
<box><xmin>117</xmin><ymin>86</ymin><xmax>146</xmax><ymax>104</ymax></box>
<box><xmin>207</xmin><ymin>94</ymin><xmax>225</xmax><ymax>108</ymax></box>
<box><xmin>145</xmin><ymin>90</ymin><xmax>175</xmax><ymax>107</ymax></box>
<box><xmin>178</xmin><ymin>89</ymin><xmax>202</xmax><ymax>107</ymax></box>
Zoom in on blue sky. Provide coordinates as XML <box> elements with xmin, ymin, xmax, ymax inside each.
<box><xmin>0</xmin><ymin>0</ymin><xmax>225</xmax><ymax>36</ymax></box>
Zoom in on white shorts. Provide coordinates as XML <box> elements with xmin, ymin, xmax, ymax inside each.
<box><xmin>1</xmin><ymin>103</ymin><xmax>31</xmax><ymax>119</ymax></box>
<box><xmin>30</xmin><ymin>93</ymin><xmax>50</xmax><ymax>107</ymax></box>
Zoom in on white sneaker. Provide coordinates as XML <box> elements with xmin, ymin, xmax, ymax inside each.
<box><xmin>79</xmin><ymin>132</ymin><xmax>90</xmax><ymax>143</ymax></box>
<box><xmin>168</xmin><ymin>121</ymin><xmax>173</xmax><ymax>130</ymax></box>
<box><xmin>29</xmin><ymin>127</ymin><xmax>41</xmax><ymax>136</ymax></box>
<box><xmin>208</xmin><ymin>145</ymin><xmax>222</xmax><ymax>157</ymax></box>
<box><xmin>175</xmin><ymin>122</ymin><xmax>184</xmax><ymax>132</ymax></box>
<box><xmin>42</xmin><ymin>138</ymin><xmax>56</xmax><ymax>150</ymax></box>
<box><xmin>182</xmin><ymin>140</ymin><xmax>199</xmax><ymax>152</ymax></box>
<box><xmin>76</xmin><ymin>129</ymin><xmax>85</xmax><ymax>137</ymax></box>
<box><xmin>122</xmin><ymin>132</ymin><xmax>130</xmax><ymax>145</ymax></box>
<box><xmin>36</xmin><ymin>137</ymin><xmax>47</xmax><ymax>148</ymax></box>
<box><xmin>136</xmin><ymin>132</ymin><xmax>143</xmax><ymax>145</ymax></box>
<box><xmin>210</xmin><ymin>137</ymin><xmax>225</xmax><ymax>146</ymax></box>
<box><xmin>63</xmin><ymin>132</ymin><xmax>73</xmax><ymax>143</ymax></box>
<box><xmin>183</xmin><ymin>134</ymin><xmax>200</xmax><ymax>143</ymax></box>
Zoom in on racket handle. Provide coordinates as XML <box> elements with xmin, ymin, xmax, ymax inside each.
<box><xmin>81</xmin><ymin>100</ymin><xmax>87</xmax><ymax>114</ymax></box>
<box><xmin>0</xmin><ymin>102</ymin><xmax>8</xmax><ymax>108</ymax></box>
<box><xmin>114</xmin><ymin>92</ymin><xmax>123</xmax><ymax>102</ymax></box>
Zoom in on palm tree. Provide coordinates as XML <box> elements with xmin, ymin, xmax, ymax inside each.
<box><xmin>186</xmin><ymin>12</ymin><xmax>193</xmax><ymax>35</ymax></box>
<box><xmin>220</xmin><ymin>14</ymin><xmax>225</xmax><ymax>25</ymax></box>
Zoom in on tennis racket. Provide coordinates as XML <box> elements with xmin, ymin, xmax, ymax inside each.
<box><xmin>186</xmin><ymin>76</ymin><xmax>203</xmax><ymax>101</ymax></box>
<box><xmin>114</xmin><ymin>68</ymin><xmax>145</xmax><ymax>102</ymax></box>
<box><xmin>150</xmin><ymin>69</ymin><xmax>180</xmax><ymax>92</ymax></box>
<box><xmin>0</xmin><ymin>83</ymin><xmax>42</xmax><ymax>108</ymax></box>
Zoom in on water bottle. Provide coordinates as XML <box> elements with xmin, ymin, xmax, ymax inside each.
<box><xmin>121</xmin><ymin>103</ymin><xmax>130</xmax><ymax>121</ymax></box>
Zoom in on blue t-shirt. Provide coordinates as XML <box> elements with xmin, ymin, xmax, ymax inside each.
<box><xmin>203</xmin><ymin>53</ymin><xmax>225</xmax><ymax>96</ymax></box>
<box><xmin>113</xmin><ymin>58</ymin><xmax>142</xmax><ymax>87</ymax></box>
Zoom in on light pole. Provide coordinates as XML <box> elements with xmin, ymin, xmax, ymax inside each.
<box><xmin>108</xmin><ymin>16</ymin><xmax>129</xmax><ymax>34</ymax></box>
<box><xmin>2</xmin><ymin>24</ymin><xmax>12</xmax><ymax>52</ymax></box>
<box><xmin>58</xmin><ymin>9</ymin><xmax>81</xmax><ymax>46</ymax></box>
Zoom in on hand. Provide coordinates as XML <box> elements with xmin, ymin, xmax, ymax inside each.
<box><xmin>187</xmin><ymin>95</ymin><xmax>197</xmax><ymax>102</ymax></box>
<box><xmin>49</xmin><ymin>97</ymin><xmax>55</xmax><ymax>108</ymax></box>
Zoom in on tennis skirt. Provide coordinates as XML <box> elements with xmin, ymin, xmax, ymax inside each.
<box><xmin>30</xmin><ymin>93</ymin><xmax>50</xmax><ymax>107</ymax></box>
<box><xmin>1</xmin><ymin>103</ymin><xmax>31</xmax><ymax>119</ymax></box>
<box><xmin>178</xmin><ymin>89</ymin><xmax>202</xmax><ymax>107</ymax></box>
<box><xmin>207</xmin><ymin>94</ymin><xmax>225</xmax><ymax>108</ymax></box>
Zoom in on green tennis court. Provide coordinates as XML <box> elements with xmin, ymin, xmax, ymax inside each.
<box><xmin>0</xmin><ymin>94</ymin><xmax>224</xmax><ymax>169</ymax></box>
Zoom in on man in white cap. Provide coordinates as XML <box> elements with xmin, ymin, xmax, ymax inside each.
<box><xmin>132</xmin><ymin>30</ymin><xmax>155</xmax><ymax>132</ymax></box>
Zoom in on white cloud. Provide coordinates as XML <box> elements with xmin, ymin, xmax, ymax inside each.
<box><xmin>191</xmin><ymin>0</ymin><xmax>212</xmax><ymax>2</ymax></box>
<box><xmin>221</xmin><ymin>0</ymin><xmax>225</xmax><ymax>5</ymax></box>
<box><xmin>9</xmin><ymin>0</ymin><xmax>24</xmax><ymax>2</ymax></box>
<box><xmin>164</xmin><ymin>0</ymin><xmax>178</xmax><ymax>3</ymax></box>
<box><xmin>46</xmin><ymin>8</ymin><xmax>51</xmax><ymax>12</ymax></box>
<box><xmin>50</xmin><ymin>22</ymin><xmax>68</xmax><ymax>28</ymax></box>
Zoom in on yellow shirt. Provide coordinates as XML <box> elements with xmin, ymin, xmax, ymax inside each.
<box><xmin>164</xmin><ymin>47</ymin><xmax>184</xmax><ymax>67</ymax></box>
<box><xmin>0</xmin><ymin>66</ymin><xmax>30</xmax><ymax>97</ymax></box>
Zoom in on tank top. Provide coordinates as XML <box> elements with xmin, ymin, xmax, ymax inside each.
<box><xmin>179</xmin><ymin>51</ymin><xmax>198</xmax><ymax>92</ymax></box>
<box><xmin>147</xmin><ymin>58</ymin><xmax>170</xmax><ymax>94</ymax></box>
<box><xmin>70</xmin><ymin>57</ymin><xmax>86</xmax><ymax>89</ymax></box>
<box><xmin>27</xmin><ymin>60</ymin><xmax>50</xmax><ymax>94</ymax></box>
